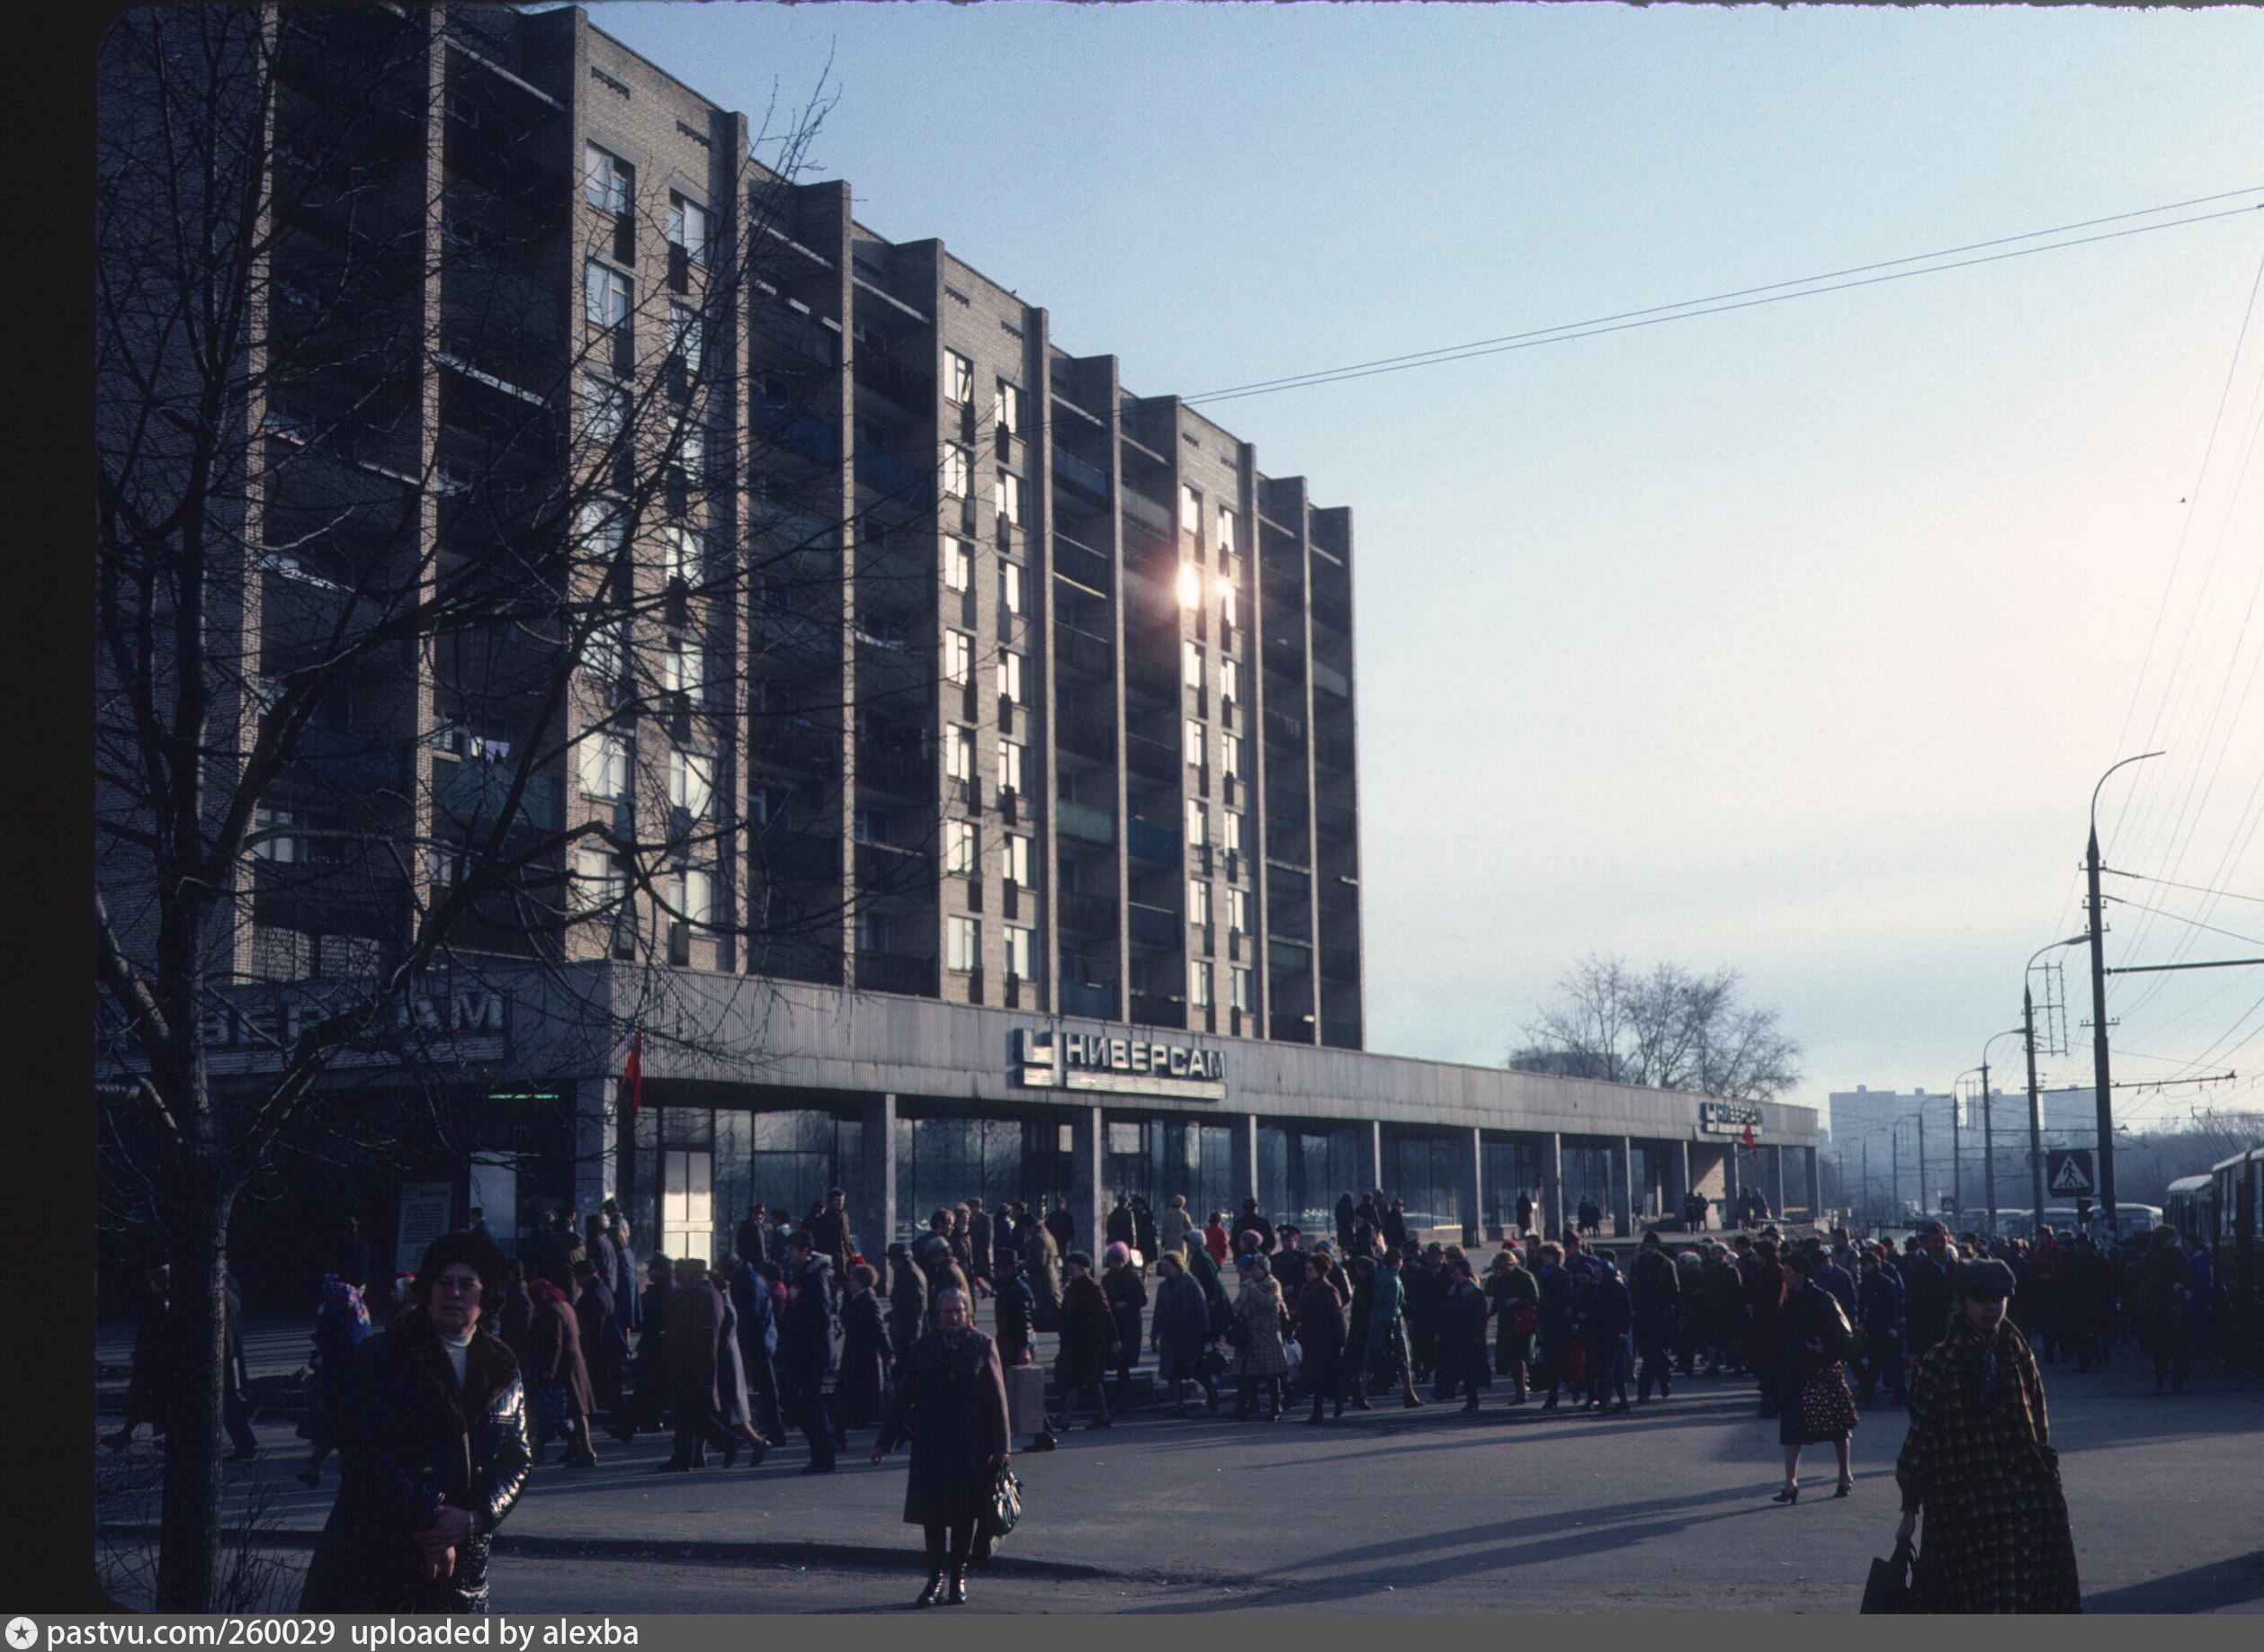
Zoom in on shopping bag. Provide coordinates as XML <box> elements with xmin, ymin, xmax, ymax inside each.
<box><xmin>1859</xmin><ymin>1536</ymin><xmax>1915</xmax><ymax>1614</ymax></box>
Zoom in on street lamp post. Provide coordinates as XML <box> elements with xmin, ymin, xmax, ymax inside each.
<box><xmin>2088</xmin><ymin>752</ymin><xmax>2164</xmax><ymax>1240</ymax></box>
<box><xmin>1979</xmin><ymin>1029</ymin><xmax>2027</xmax><ymax>1237</ymax></box>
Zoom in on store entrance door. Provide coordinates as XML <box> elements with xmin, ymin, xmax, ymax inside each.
<box><xmin>661</xmin><ymin>1148</ymin><xmax>714</xmax><ymax>1264</ymax></box>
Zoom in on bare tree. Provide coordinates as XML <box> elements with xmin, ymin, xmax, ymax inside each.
<box><xmin>95</xmin><ymin>6</ymin><xmax>890</xmax><ymax>1608</ymax></box>
<box><xmin>1508</xmin><ymin>953</ymin><xmax>1804</xmax><ymax>1103</ymax></box>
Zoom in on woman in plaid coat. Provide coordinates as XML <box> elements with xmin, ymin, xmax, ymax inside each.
<box><xmin>1893</xmin><ymin>1259</ymin><xmax>2081</xmax><ymax>1613</ymax></box>
<box><xmin>1231</xmin><ymin>1256</ymin><xmax>1292</xmax><ymax>1418</ymax></box>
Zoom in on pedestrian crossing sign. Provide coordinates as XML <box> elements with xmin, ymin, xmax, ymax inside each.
<box><xmin>2046</xmin><ymin>1149</ymin><xmax>2096</xmax><ymax>1197</ymax></box>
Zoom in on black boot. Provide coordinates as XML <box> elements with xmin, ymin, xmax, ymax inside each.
<box><xmin>946</xmin><ymin>1567</ymin><xmax>968</xmax><ymax>1605</ymax></box>
<box><xmin>916</xmin><ymin>1572</ymin><xmax>945</xmax><ymax>1608</ymax></box>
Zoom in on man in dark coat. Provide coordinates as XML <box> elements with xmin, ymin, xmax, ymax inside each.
<box><xmin>735</xmin><ymin>1203</ymin><xmax>769</xmax><ymax>1269</ymax></box>
<box><xmin>1629</xmin><ymin>1231</ymin><xmax>1681</xmax><ymax>1401</ymax></box>
<box><xmin>725</xmin><ymin>1255</ymin><xmax>785</xmax><ymax>1445</ymax></box>
<box><xmin>1855</xmin><ymin>1246</ymin><xmax>1907</xmax><ymax>1406</ymax></box>
<box><xmin>658</xmin><ymin>1259</ymin><xmax>750</xmax><ymax>1470</ymax></box>
<box><xmin>300</xmin><ymin>1232</ymin><xmax>531</xmax><ymax>1613</ymax></box>
<box><xmin>2058</xmin><ymin>1234</ymin><xmax>2114</xmax><ymax>1371</ymax></box>
<box><xmin>1044</xmin><ymin>1197</ymin><xmax>1077</xmax><ymax>1253</ymax></box>
<box><xmin>1131</xmin><ymin>1196</ymin><xmax>1158</xmax><ymax>1262</ymax></box>
<box><xmin>1233</xmin><ymin>1198</ymin><xmax>1275</xmax><ymax>1256</ymax></box>
<box><xmin>991</xmin><ymin>1249</ymin><xmax>1036</xmax><ymax>1369</ymax></box>
<box><xmin>778</xmin><ymin>1233</ymin><xmax>839</xmax><ymax>1472</ymax></box>
<box><xmin>1516</xmin><ymin>1190</ymin><xmax>1537</xmax><ymax>1236</ymax></box>
<box><xmin>809</xmin><ymin>1189</ymin><xmax>855</xmax><ymax>1305</ymax></box>
<box><xmin>2135</xmin><ymin>1225</ymin><xmax>2192</xmax><ymax>1394</ymax></box>
<box><xmin>521</xmin><ymin>1211</ymin><xmax>572</xmax><ymax>1296</ymax></box>
<box><xmin>1105</xmin><ymin>1195</ymin><xmax>1136</xmax><ymax>1250</ymax></box>
<box><xmin>1269</xmin><ymin>1226</ymin><xmax>1307</xmax><ymax>1295</ymax></box>
<box><xmin>886</xmin><ymin>1245</ymin><xmax>928</xmax><ymax>1364</ymax></box>
<box><xmin>1381</xmin><ymin>1200</ymin><xmax>1409</xmax><ymax>1251</ymax></box>
<box><xmin>967</xmin><ymin>1197</ymin><xmax>994</xmax><ymax>1287</ymax></box>
<box><xmin>1336</xmin><ymin>1192</ymin><xmax>1358</xmax><ymax>1254</ymax></box>
<box><xmin>1901</xmin><ymin>1223</ymin><xmax>1957</xmax><ymax>1385</ymax></box>
<box><xmin>104</xmin><ymin>1265</ymin><xmax>174</xmax><ymax>1451</ymax></box>
<box><xmin>1051</xmin><ymin>1252</ymin><xmax>1117</xmax><ymax>1430</ymax></box>
<box><xmin>871</xmin><ymin>1287</ymin><xmax>1011</xmax><ymax>1608</ymax></box>
<box><xmin>1293</xmin><ymin>1255</ymin><xmax>1350</xmax><ymax>1421</ymax></box>
<box><xmin>1150</xmin><ymin>1251</ymin><xmax>1217</xmax><ymax>1415</ymax></box>
<box><xmin>1434</xmin><ymin>1257</ymin><xmax>1493</xmax><ymax>1411</ymax></box>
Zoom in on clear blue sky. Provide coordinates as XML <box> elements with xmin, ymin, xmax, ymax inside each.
<box><xmin>581</xmin><ymin>2</ymin><xmax>2264</xmax><ymax>1130</ymax></box>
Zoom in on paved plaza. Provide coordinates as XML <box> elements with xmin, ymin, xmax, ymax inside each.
<box><xmin>96</xmin><ymin>1317</ymin><xmax>2262</xmax><ymax>1613</ymax></box>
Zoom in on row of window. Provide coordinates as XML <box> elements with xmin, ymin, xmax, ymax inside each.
<box><xmin>584</xmin><ymin>141</ymin><xmax>711</xmax><ymax>264</ymax></box>
<box><xmin>944</xmin><ymin>352</ymin><xmax>1023</xmax><ymax>433</ymax></box>
<box><xmin>942</xmin><ymin>540</ymin><xmax>1025</xmax><ymax>614</ymax></box>
<box><xmin>1190</xmin><ymin>960</ymin><xmax>1257</xmax><ymax>1014</ymax></box>
<box><xmin>575</xmin><ymin>734</ymin><xmax>714</xmax><ymax>816</ymax></box>
<box><xmin>1186</xmin><ymin>879</ymin><xmax>1250</xmax><ymax>934</ymax></box>
<box><xmin>583</xmin><ymin>262</ymin><xmax>707</xmax><ymax>363</ymax></box>
<box><xmin>942</xmin><ymin>631</ymin><xmax>1025</xmax><ymax>701</ymax></box>
<box><xmin>944</xmin><ymin>821</ymin><xmax>1032</xmax><ymax>883</ymax></box>
<box><xmin>575</xmin><ymin>499</ymin><xmax>708</xmax><ymax>582</ymax></box>
<box><xmin>570</xmin><ymin>851</ymin><xmax>715</xmax><ymax>926</ymax></box>
<box><xmin>1182</xmin><ymin>719</ymin><xmax>1244</xmax><ymax>776</ymax></box>
<box><xmin>945</xmin><ymin>915</ymin><xmax>1032</xmax><ymax>978</ymax></box>
<box><xmin>939</xmin><ymin>726</ymin><xmax>1026</xmax><ymax>794</ymax></box>
<box><xmin>1185</xmin><ymin>800</ymin><xmax>1243</xmax><ymax>854</ymax></box>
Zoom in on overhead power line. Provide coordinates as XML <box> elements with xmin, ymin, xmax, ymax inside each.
<box><xmin>1184</xmin><ymin>188</ymin><xmax>2264</xmax><ymax>406</ymax></box>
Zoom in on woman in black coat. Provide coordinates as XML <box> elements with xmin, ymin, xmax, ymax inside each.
<box><xmin>1051</xmin><ymin>1252</ymin><xmax>1117</xmax><ymax>1430</ymax></box>
<box><xmin>1434</xmin><ymin>1257</ymin><xmax>1494</xmax><ymax>1412</ymax></box>
<box><xmin>1772</xmin><ymin>1251</ymin><xmax>1857</xmax><ymax>1502</ymax></box>
<box><xmin>835</xmin><ymin>1264</ymin><xmax>892</xmax><ymax>1433</ymax></box>
<box><xmin>1293</xmin><ymin>1255</ymin><xmax>1349</xmax><ymax>1423</ymax></box>
<box><xmin>1101</xmin><ymin>1242</ymin><xmax>1148</xmax><ymax>1406</ymax></box>
<box><xmin>872</xmin><ymin>1287</ymin><xmax>1011</xmax><ymax>1608</ymax></box>
<box><xmin>300</xmin><ymin>1232</ymin><xmax>532</xmax><ymax>1613</ymax></box>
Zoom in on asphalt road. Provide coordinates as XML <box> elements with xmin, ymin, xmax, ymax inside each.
<box><xmin>97</xmin><ymin>1346</ymin><xmax>2264</xmax><ymax>1612</ymax></box>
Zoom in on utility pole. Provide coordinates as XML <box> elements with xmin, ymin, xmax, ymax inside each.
<box><xmin>1948</xmin><ymin>1086</ymin><xmax>1961</xmax><ymax>1226</ymax></box>
<box><xmin>2087</xmin><ymin>753</ymin><xmax>2162</xmax><ymax>1241</ymax></box>
<box><xmin>1917</xmin><ymin>1109</ymin><xmax>1927</xmax><ymax>1219</ymax></box>
<box><xmin>1861</xmin><ymin>1138</ymin><xmax>1870</xmax><ymax>1225</ymax></box>
<box><xmin>1979</xmin><ymin>1067</ymin><xmax>1994</xmax><ymax>1236</ymax></box>
<box><xmin>1891</xmin><ymin>1123</ymin><xmax>1901</xmax><ymax>1218</ymax></box>
<box><xmin>2088</xmin><ymin>823</ymin><xmax>2116</xmax><ymax>1237</ymax></box>
<box><xmin>2025</xmin><ymin>984</ymin><xmax>2045</xmax><ymax>1231</ymax></box>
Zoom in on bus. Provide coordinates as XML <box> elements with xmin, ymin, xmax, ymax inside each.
<box><xmin>2207</xmin><ymin>1146</ymin><xmax>2264</xmax><ymax>1369</ymax></box>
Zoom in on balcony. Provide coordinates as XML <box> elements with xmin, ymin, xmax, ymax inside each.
<box><xmin>1056</xmin><ymin>890</ymin><xmax>1118</xmax><ymax>938</ymax></box>
<box><xmin>852</xmin><ymin>347</ymin><xmax>934</xmax><ymax>413</ymax></box>
<box><xmin>1056</xmin><ymin>799</ymin><xmax>1116</xmax><ymax>845</ymax></box>
<box><xmin>1264</xmin><ymin>707</ymin><xmax>1305</xmax><ymax>749</ymax></box>
<box><xmin>1120</xmin><ymin>487</ymin><xmax>1172</xmax><ymax>536</ymax></box>
<box><xmin>855</xmin><ymin>950</ymin><xmax>935</xmax><ymax>996</ymax></box>
<box><xmin>855</xmin><ymin>740</ymin><xmax>933</xmax><ymax>799</ymax></box>
<box><xmin>1311</xmin><ymin>594</ymin><xmax>1351</xmax><ymax>638</ymax></box>
<box><xmin>1314</xmin><ymin>729</ymin><xmax>1355</xmax><ymax>773</ymax></box>
<box><xmin>1059</xmin><ymin>978</ymin><xmax>1116</xmax><ymax>1019</ymax></box>
<box><xmin>1124</xmin><ymin>654</ymin><xmax>1177</xmax><ymax>705</ymax></box>
<box><xmin>855</xmin><ymin>841</ymin><xmax>934</xmax><ymax>899</ymax></box>
<box><xmin>1125</xmin><ymin>817</ymin><xmax>1181</xmax><ymax>866</ymax></box>
<box><xmin>1052</xmin><ymin>534</ymin><xmax>1112</xmax><ymax>594</ymax></box>
<box><xmin>1127</xmin><ymin>902</ymin><xmax>1179</xmax><ymax>949</ymax></box>
<box><xmin>1311</xmin><ymin>659</ymin><xmax>1352</xmax><ymax>701</ymax></box>
<box><xmin>855</xmin><ymin>442</ymin><xmax>931</xmax><ymax>506</ymax></box>
<box><xmin>1321</xmin><ymin>1018</ymin><xmax>1361</xmax><ymax>1049</ymax></box>
<box><xmin>1054</xmin><ymin>623</ymin><xmax>1114</xmax><ymax>682</ymax></box>
<box><xmin>1051</xmin><ymin>446</ymin><xmax>1110</xmax><ymax>507</ymax></box>
<box><xmin>1056</xmin><ymin>716</ymin><xmax>1115</xmax><ymax>766</ymax></box>
<box><xmin>1128</xmin><ymin>991</ymin><xmax>1186</xmax><ymax>1030</ymax></box>
<box><xmin>1124</xmin><ymin>732</ymin><xmax>1177</xmax><ymax>783</ymax></box>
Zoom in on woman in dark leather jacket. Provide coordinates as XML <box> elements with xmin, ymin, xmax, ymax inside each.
<box><xmin>300</xmin><ymin>1231</ymin><xmax>532</xmax><ymax>1613</ymax></box>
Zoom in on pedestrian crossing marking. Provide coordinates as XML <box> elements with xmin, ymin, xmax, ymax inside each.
<box><xmin>2048</xmin><ymin>1155</ymin><xmax>2094</xmax><ymax>1195</ymax></box>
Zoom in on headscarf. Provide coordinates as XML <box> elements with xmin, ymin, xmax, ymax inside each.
<box><xmin>320</xmin><ymin>1272</ymin><xmax>371</xmax><ymax>1326</ymax></box>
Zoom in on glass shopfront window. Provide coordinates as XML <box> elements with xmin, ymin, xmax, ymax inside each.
<box><xmin>1100</xmin><ymin>1116</ymin><xmax>1238</xmax><ymax>1228</ymax></box>
<box><xmin>893</xmin><ymin>1115</ymin><xmax>1065</xmax><ymax>1240</ymax></box>
<box><xmin>1257</xmin><ymin>1123</ymin><xmax>1362</xmax><ymax>1232</ymax></box>
<box><xmin>1481</xmin><ymin>1139</ymin><xmax>1544</xmax><ymax>1233</ymax></box>
<box><xmin>1382</xmin><ymin>1132</ymin><xmax>1464</xmax><ymax>1233</ymax></box>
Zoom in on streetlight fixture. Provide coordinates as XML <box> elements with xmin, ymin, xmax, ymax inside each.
<box><xmin>1977</xmin><ymin>1028</ymin><xmax>2026</xmax><ymax>1237</ymax></box>
<box><xmin>2088</xmin><ymin>752</ymin><xmax>2165</xmax><ymax>1238</ymax></box>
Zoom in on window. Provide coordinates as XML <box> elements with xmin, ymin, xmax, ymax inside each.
<box><xmin>942</xmin><ymin>443</ymin><xmax>973</xmax><ymax>499</ymax></box>
<box><xmin>1218</xmin><ymin>506</ymin><xmax>1239</xmax><ymax>560</ymax></box>
<box><xmin>995</xmin><ymin>379</ymin><xmax>1024</xmax><ymax>434</ymax></box>
<box><xmin>577</xmin><ymin>497</ymin><xmax>626</xmax><ymax>559</ymax></box>
<box><xmin>1184</xmin><ymin>718</ymin><xmax>1205</xmax><ymax>765</ymax></box>
<box><xmin>854</xmin><ymin>807</ymin><xmax>890</xmax><ymax>845</ymax></box>
<box><xmin>1004</xmin><ymin>833</ymin><xmax>1031</xmax><ymax>886</ymax></box>
<box><xmin>944</xmin><ymin>350</ymin><xmax>975</xmax><ymax>406</ymax></box>
<box><xmin>583</xmin><ymin>143</ymin><xmax>632</xmax><ymax>215</ymax></box>
<box><xmin>1189</xmin><ymin>960</ymin><xmax>1214</xmax><ymax>1009</ymax></box>
<box><xmin>668</xmin><ymin>748</ymin><xmax>713</xmax><ymax>818</ymax></box>
<box><xmin>1230</xmin><ymin>965</ymin><xmax>1254</xmax><ymax>1013</ymax></box>
<box><xmin>667</xmin><ymin>192</ymin><xmax>709</xmax><ymax>264</ymax></box>
<box><xmin>1176</xmin><ymin>561</ymin><xmax>1204</xmax><ymax>609</ymax></box>
<box><xmin>572</xmin><ymin>847</ymin><xmax>627</xmax><ymax>912</ymax></box>
<box><xmin>1227</xmin><ymin>887</ymin><xmax>1248</xmax><ymax>934</ymax></box>
<box><xmin>675</xmin><ymin>415</ymin><xmax>706</xmax><ymax>478</ymax></box>
<box><xmin>1183</xmin><ymin>639</ymin><xmax>1204</xmax><ymax>688</ymax></box>
<box><xmin>679</xmin><ymin>866</ymin><xmax>714</xmax><ymax>927</ymax></box>
<box><xmin>584</xmin><ymin>261</ymin><xmax>631</xmax><ymax>330</ymax></box>
<box><xmin>1220</xmin><ymin>656</ymin><xmax>1241</xmax><ymax>705</ymax></box>
<box><xmin>1219</xmin><ymin>580</ymin><xmax>1239</xmax><ymax>631</ymax></box>
<box><xmin>1004</xmin><ymin>924</ymin><xmax>1034</xmax><ymax>980</ymax></box>
<box><xmin>1222</xmin><ymin>733</ymin><xmax>1242</xmax><ymax>779</ymax></box>
<box><xmin>997</xmin><ymin>737</ymin><xmax>1025</xmax><ymax>796</ymax></box>
<box><xmin>1188</xmin><ymin>880</ymin><xmax>1212</xmax><ymax>927</ymax></box>
<box><xmin>582</xmin><ymin>377</ymin><xmax>627</xmax><ymax>445</ymax></box>
<box><xmin>945</xmin><ymin>725</ymin><xmax>975</xmax><ymax>782</ymax></box>
<box><xmin>667</xmin><ymin>300</ymin><xmax>702</xmax><ymax>364</ymax></box>
<box><xmin>578</xmin><ymin>731</ymin><xmax>628</xmax><ymax>799</ymax></box>
<box><xmin>1179</xmin><ymin>483</ymin><xmax>1201</xmax><ymax>535</ymax></box>
<box><xmin>663</xmin><ymin>522</ymin><xmax>701</xmax><ymax>585</ymax></box>
<box><xmin>856</xmin><ymin>910</ymin><xmax>892</xmax><ymax>954</ymax></box>
<box><xmin>1222</xmin><ymin>810</ymin><xmax>1243</xmax><ymax>854</ymax></box>
<box><xmin>583</xmin><ymin>616</ymin><xmax>628</xmax><ymax>683</ymax></box>
<box><xmin>999</xmin><ymin>560</ymin><xmax>1025</xmax><ymax>615</ymax></box>
<box><xmin>947</xmin><ymin>915</ymin><xmax>981</xmax><ymax>973</ymax></box>
<box><xmin>945</xmin><ymin>818</ymin><xmax>978</xmax><ymax>876</ymax></box>
<box><xmin>943</xmin><ymin>630</ymin><xmax>973</xmax><ymax>685</ymax></box>
<box><xmin>943</xmin><ymin>538</ymin><xmax>973</xmax><ymax>592</ymax></box>
<box><xmin>664</xmin><ymin>642</ymin><xmax>702</xmax><ymax>701</ymax></box>
<box><xmin>1185</xmin><ymin>799</ymin><xmax>1207</xmax><ymax>846</ymax></box>
<box><xmin>994</xmin><ymin>469</ymin><xmax>1025</xmax><ymax>526</ymax></box>
<box><xmin>251</xmin><ymin>806</ymin><xmax>298</xmax><ymax>863</ymax></box>
<box><xmin>997</xmin><ymin>649</ymin><xmax>1025</xmax><ymax>704</ymax></box>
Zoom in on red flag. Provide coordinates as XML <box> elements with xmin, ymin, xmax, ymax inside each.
<box><xmin>622</xmin><ymin>1031</ymin><xmax>643</xmax><ymax>1119</ymax></box>
<box><xmin>1741</xmin><ymin>1121</ymin><xmax>1756</xmax><ymax>1153</ymax></box>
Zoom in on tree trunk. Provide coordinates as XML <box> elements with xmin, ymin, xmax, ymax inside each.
<box><xmin>155</xmin><ymin>1191</ymin><xmax>231</xmax><ymax>1612</ymax></box>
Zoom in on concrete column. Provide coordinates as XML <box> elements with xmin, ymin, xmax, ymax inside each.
<box><xmin>1230</xmin><ymin>1112</ymin><xmax>1260</xmax><ymax>1210</ymax></box>
<box><xmin>1459</xmin><ymin>1128</ymin><xmax>1483</xmax><ymax>1247</ymax></box>
<box><xmin>1805</xmin><ymin>1146</ymin><xmax>1822</xmax><ymax>1226</ymax></box>
<box><xmin>853</xmin><ymin>1093</ymin><xmax>897</xmax><ymax>1252</ymax></box>
<box><xmin>572</xmin><ymin>1075</ymin><xmax>618</xmax><ymax>1218</ymax></box>
<box><xmin>1540</xmin><ymin>1131</ymin><xmax>1562</xmax><ymax>1241</ymax></box>
<box><xmin>1671</xmin><ymin>1141</ymin><xmax>1692</xmax><ymax>1229</ymax></box>
<box><xmin>1614</xmin><ymin>1135</ymin><xmax>1636</xmax><ymax>1237</ymax></box>
<box><xmin>1725</xmin><ymin>1139</ymin><xmax>1742</xmax><ymax>1220</ymax></box>
<box><xmin>1069</xmin><ymin>1104</ymin><xmax>1103</xmax><ymax>1260</ymax></box>
<box><xmin>1353</xmin><ymin>1120</ymin><xmax>1382</xmax><ymax>1199</ymax></box>
<box><xmin>1772</xmin><ymin>1144</ymin><xmax>1787</xmax><ymax>1223</ymax></box>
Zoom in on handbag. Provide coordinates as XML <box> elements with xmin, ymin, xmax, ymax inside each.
<box><xmin>1798</xmin><ymin>1363</ymin><xmax>1859</xmax><ymax>1439</ymax></box>
<box><xmin>971</xmin><ymin>1461</ymin><xmax>1024</xmax><ymax>1562</ymax></box>
<box><xmin>1510</xmin><ymin>1306</ymin><xmax>1540</xmax><ymax>1336</ymax></box>
<box><xmin>533</xmin><ymin>1381</ymin><xmax>571</xmax><ymax>1434</ymax></box>
<box><xmin>1860</xmin><ymin>1535</ymin><xmax>1915</xmax><ymax>1613</ymax></box>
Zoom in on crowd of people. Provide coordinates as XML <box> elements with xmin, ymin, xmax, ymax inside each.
<box><xmin>107</xmin><ymin>1182</ymin><xmax>2230</xmax><ymax>1614</ymax></box>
